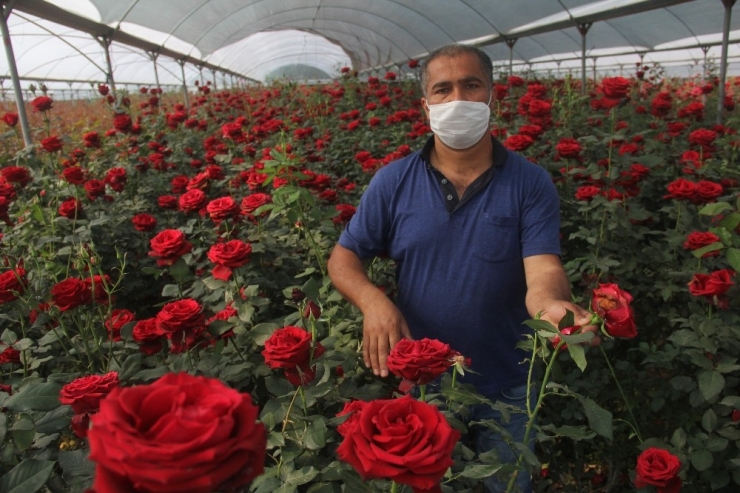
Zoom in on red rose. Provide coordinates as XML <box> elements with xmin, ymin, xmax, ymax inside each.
<box><xmin>83</xmin><ymin>131</ymin><xmax>101</xmax><ymax>148</ymax></box>
<box><xmin>62</xmin><ymin>166</ymin><xmax>87</xmax><ymax>185</ymax></box>
<box><xmin>336</xmin><ymin>400</ymin><xmax>367</xmax><ymax>437</ymax></box>
<box><xmin>84</xmin><ymin>179</ymin><xmax>106</xmax><ymax>201</ymax></box>
<box><xmin>0</xmin><ymin>347</ymin><xmax>21</xmax><ymax>364</ymax></box>
<box><xmin>591</xmin><ymin>283</ymin><xmax>637</xmax><ymax>338</ymax></box>
<box><xmin>206</xmin><ymin>196</ymin><xmax>239</xmax><ymax>223</ymax></box>
<box><xmin>634</xmin><ymin>447</ymin><xmax>682</xmax><ymax>493</ymax></box>
<box><xmin>51</xmin><ymin>277</ymin><xmax>92</xmax><ymax>312</ymax></box>
<box><xmin>31</xmin><ymin>96</ymin><xmax>54</xmax><ymax>112</ymax></box>
<box><xmin>664</xmin><ymin>178</ymin><xmax>697</xmax><ymax>201</ymax></box>
<box><xmin>59</xmin><ymin>372</ymin><xmax>119</xmax><ymax>414</ymax></box>
<box><xmin>1</xmin><ymin>166</ymin><xmax>30</xmax><ymax>186</ymax></box>
<box><xmin>688</xmin><ymin>269</ymin><xmax>735</xmax><ymax>299</ymax></box>
<box><xmin>518</xmin><ymin>124</ymin><xmax>542</xmax><ymax>139</ymax></box>
<box><xmin>132</xmin><ymin>318</ymin><xmax>164</xmax><ymax>355</ymax></box>
<box><xmin>112</xmin><ymin>113</ymin><xmax>132</xmax><ymax>133</ymax></box>
<box><xmin>527</xmin><ymin>99</ymin><xmax>551</xmax><ymax>117</ymax></box>
<box><xmin>695</xmin><ymin>180</ymin><xmax>724</xmax><ymax>202</ymax></box>
<box><xmin>241</xmin><ymin>193</ymin><xmax>272</xmax><ymax>215</ymax></box>
<box><xmin>683</xmin><ymin>231</ymin><xmax>721</xmax><ymax>257</ymax></box>
<box><xmin>71</xmin><ymin>413</ymin><xmax>90</xmax><ymax>439</ymax></box>
<box><xmin>105</xmin><ymin>309</ymin><xmax>135</xmax><ymax>341</ymax></box>
<box><xmin>556</xmin><ymin>138</ymin><xmax>582</xmax><ymax>158</ymax></box>
<box><xmin>333</xmin><ymin>204</ymin><xmax>357</xmax><ymax>225</ymax></box>
<box><xmin>207</xmin><ymin>240</ymin><xmax>252</xmax><ymax>280</ymax></box>
<box><xmin>0</xmin><ymin>267</ymin><xmax>25</xmax><ymax>304</ymax></box>
<box><xmin>88</xmin><ymin>372</ymin><xmax>266</xmax><ymax>493</ymax></box>
<box><xmin>2</xmin><ymin>112</ymin><xmax>18</xmax><ymax>126</ymax></box>
<box><xmin>157</xmin><ymin>195</ymin><xmax>178</xmax><ymax>210</ymax></box>
<box><xmin>105</xmin><ymin>167</ymin><xmax>126</xmax><ymax>192</ymax></box>
<box><xmin>148</xmin><ymin>229</ymin><xmax>192</xmax><ymax>266</ymax></box>
<box><xmin>575</xmin><ymin>185</ymin><xmax>601</xmax><ymax>201</ymax></box>
<box><xmin>503</xmin><ymin>134</ymin><xmax>535</xmax><ymax>151</ymax></box>
<box><xmin>85</xmin><ymin>274</ymin><xmax>112</xmax><ymax>305</ymax></box>
<box><xmin>689</xmin><ymin>129</ymin><xmax>717</xmax><ymax>147</ymax></box>
<box><xmin>600</xmin><ymin>77</ymin><xmax>631</xmax><ymax>98</ymax></box>
<box><xmin>337</xmin><ymin>395</ymin><xmax>460</xmax><ymax>492</ymax></box>
<box><xmin>178</xmin><ymin>189</ymin><xmax>207</xmax><ymax>214</ymax></box>
<box><xmin>155</xmin><ymin>298</ymin><xmax>206</xmax><ymax>353</ymax></box>
<box><xmin>97</xmin><ymin>84</ymin><xmax>109</xmax><ymax>96</ymax></box>
<box><xmin>131</xmin><ymin>213</ymin><xmax>157</xmax><ymax>232</ymax></box>
<box><xmin>262</xmin><ymin>326</ymin><xmax>325</xmax><ymax>386</ymax></box>
<box><xmin>303</xmin><ymin>300</ymin><xmax>321</xmax><ymax>319</ymax></box>
<box><xmin>171</xmin><ymin>175</ymin><xmax>189</xmax><ymax>194</ymax></box>
<box><xmin>386</xmin><ymin>338</ymin><xmax>459</xmax><ymax>385</ymax></box>
<box><xmin>41</xmin><ymin>135</ymin><xmax>63</xmax><ymax>152</ymax></box>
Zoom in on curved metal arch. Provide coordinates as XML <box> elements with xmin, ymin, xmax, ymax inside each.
<box><xmin>182</xmin><ymin>3</ymin><xmax>437</xmax><ymax>60</ymax></box>
<box><xmin>663</xmin><ymin>5</ymin><xmax>702</xmax><ymax>47</ymax></box>
<box><xmin>241</xmin><ymin>51</ymin><xmax>366</xmax><ymax>78</ymax></box>
<box><xmin>223</xmin><ymin>39</ymin><xmax>352</xmax><ymax>75</ymax></box>
<box><xmin>458</xmin><ymin>0</ymin><xmax>504</xmax><ymax>35</ymax></box>
<box><xmin>12</xmin><ymin>13</ymin><xmax>107</xmax><ymax>75</ymax></box>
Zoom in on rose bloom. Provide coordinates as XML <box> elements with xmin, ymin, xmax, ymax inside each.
<box><xmin>83</xmin><ymin>131</ymin><xmax>102</xmax><ymax>148</ymax></box>
<box><xmin>131</xmin><ymin>213</ymin><xmax>157</xmax><ymax>232</ymax></box>
<box><xmin>178</xmin><ymin>188</ymin><xmax>207</xmax><ymax>214</ymax></box>
<box><xmin>664</xmin><ymin>178</ymin><xmax>697</xmax><ymax>201</ymax></box>
<box><xmin>50</xmin><ymin>277</ymin><xmax>92</xmax><ymax>312</ymax></box>
<box><xmin>207</xmin><ymin>240</ymin><xmax>252</xmax><ymax>281</ymax></box>
<box><xmin>689</xmin><ymin>129</ymin><xmax>718</xmax><ymax>147</ymax></box>
<box><xmin>105</xmin><ymin>309</ymin><xmax>135</xmax><ymax>341</ymax></box>
<box><xmin>206</xmin><ymin>196</ymin><xmax>239</xmax><ymax>223</ymax></box>
<box><xmin>241</xmin><ymin>193</ymin><xmax>272</xmax><ymax>215</ymax></box>
<box><xmin>31</xmin><ymin>96</ymin><xmax>53</xmax><ymax>112</ymax></box>
<box><xmin>262</xmin><ymin>326</ymin><xmax>326</xmax><ymax>386</ymax></box>
<box><xmin>58</xmin><ymin>199</ymin><xmax>82</xmax><ymax>219</ymax></box>
<box><xmin>0</xmin><ymin>267</ymin><xmax>25</xmax><ymax>304</ymax></box>
<box><xmin>41</xmin><ymin>135</ymin><xmax>63</xmax><ymax>153</ymax></box>
<box><xmin>591</xmin><ymin>283</ymin><xmax>637</xmax><ymax>338</ymax></box>
<box><xmin>336</xmin><ymin>395</ymin><xmax>460</xmax><ymax>492</ymax></box>
<box><xmin>156</xmin><ymin>298</ymin><xmax>206</xmax><ymax>353</ymax></box>
<box><xmin>0</xmin><ymin>347</ymin><xmax>21</xmax><ymax>364</ymax></box>
<box><xmin>86</xmin><ymin>274</ymin><xmax>112</xmax><ymax>305</ymax></box>
<box><xmin>59</xmin><ymin>372</ymin><xmax>119</xmax><ymax>414</ymax></box>
<box><xmin>112</xmin><ymin>113</ymin><xmax>132</xmax><ymax>133</ymax></box>
<box><xmin>1</xmin><ymin>166</ymin><xmax>31</xmax><ymax>186</ymax></box>
<box><xmin>683</xmin><ymin>231</ymin><xmax>721</xmax><ymax>257</ymax></box>
<box><xmin>556</xmin><ymin>137</ymin><xmax>582</xmax><ymax>158</ymax></box>
<box><xmin>62</xmin><ymin>166</ymin><xmax>87</xmax><ymax>185</ymax></box>
<box><xmin>634</xmin><ymin>447</ymin><xmax>682</xmax><ymax>493</ymax></box>
<box><xmin>575</xmin><ymin>185</ymin><xmax>601</xmax><ymax>201</ymax></box>
<box><xmin>600</xmin><ymin>77</ymin><xmax>631</xmax><ymax>98</ymax></box>
<box><xmin>88</xmin><ymin>372</ymin><xmax>266</xmax><ymax>493</ymax></box>
<box><xmin>149</xmin><ymin>229</ymin><xmax>192</xmax><ymax>267</ymax></box>
<box><xmin>132</xmin><ymin>318</ymin><xmax>164</xmax><ymax>356</ymax></box>
<box><xmin>336</xmin><ymin>400</ymin><xmax>368</xmax><ymax>437</ymax></box>
<box><xmin>695</xmin><ymin>180</ymin><xmax>724</xmax><ymax>202</ymax></box>
<box><xmin>528</xmin><ymin>99</ymin><xmax>551</xmax><ymax>117</ymax></box>
<box><xmin>2</xmin><ymin>112</ymin><xmax>18</xmax><ymax>126</ymax></box>
<box><xmin>170</xmin><ymin>175</ymin><xmax>190</xmax><ymax>194</ymax></box>
<box><xmin>105</xmin><ymin>167</ymin><xmax>127</xmax><ymax>192</ymax></box>
<box><xmin>157</xmin><ymin>194</ymin><xmax>178</xmax><ymax>210</ymax></box>
<box><xmin>688</xmin><ymin>269</ymin><xmax>735</xmax><ymax>299</ymax></box>
<box><xmin>503</xmin><ymin>134</ymin><xmax>535</xmax><ymax>151</ymax></box>
<box><xmin>386</xmin><ymin>338</ymin><xmax>459</xmax><ymax>385</ymax></box>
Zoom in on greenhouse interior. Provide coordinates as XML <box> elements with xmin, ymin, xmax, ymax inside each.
<box><xmin>1</xmin><ymin>0</ymin><xmax>740</xmax><ymax>492</ymax></box>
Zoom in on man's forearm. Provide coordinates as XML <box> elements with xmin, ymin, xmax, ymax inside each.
<box><xmin>327</xmin><ymin>244</ymin><xmax>387</xmax><ymax>312</ymax></box>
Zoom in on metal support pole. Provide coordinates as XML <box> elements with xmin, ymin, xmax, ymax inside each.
<box><xmin>211</xmin><ymin>68</ymin><xmax>217</xmax><ymax>90</ymax></box>
<box><xmin>198</xmin><ymin>65</ymin><xmax>204</xmax><ymax>86</ymax></box>
<box><xmin>701</xmin><ymin>45</ymin><xmax>710</xmax><ymax>82</ymax></box>
<box><xmin>592</xmin><ymin>57</ymin><xmax>597</xmax><ymax>84</ymax></box>
<box><xmin>97</xmin><ymin>35</ymin><xmax>116</xmax><ymax>94</ymax></box>
<box><xmin>718</xmin><ymin>0</ymin><xmax>736</xmax><ymax>124</ymax></box>
<box><xmin>578</xmin><ymin>23</ymin><xmax>592</xmax><ymax>95</ymax></box>
<box><xmin>178</xmin><ymin>59</ymin><xmax>190</xmax><ymax>111</ymax></box>
<box><xmin>149</xmin><ymin>51</ymin><xmax>161</xmax><ymax>91</ymax></box>
<box><xmin>0</xmin><ymin>2</ymin><xmax>31</xmax><ymax>146</ymax></box>
<box><xmin>505</xmin><ymin>38</ymin><xmax>517</xmax><ymax>77</ymax></box>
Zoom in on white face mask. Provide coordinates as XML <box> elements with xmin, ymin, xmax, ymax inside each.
<box><xmin>426</xmin><ymin>95</ymin><xmax>492</xmax><ymax>150</ymax></box>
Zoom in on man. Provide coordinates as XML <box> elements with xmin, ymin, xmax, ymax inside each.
<box><xmin>327</xmin><ymin>44</ymin><xmax>595</xmax><ymax>492</ymax></box>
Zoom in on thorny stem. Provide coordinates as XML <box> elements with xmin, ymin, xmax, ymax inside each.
<box><xmin>599</xmin><ymin>345</ymin><xmax>643</xmax><ymax>442</ymax></box>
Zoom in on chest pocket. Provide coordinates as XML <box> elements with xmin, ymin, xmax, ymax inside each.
<box><xmin>470</xmin><ymin>214</ymin><xmax>520</xmax><ymax>263</ymax></box>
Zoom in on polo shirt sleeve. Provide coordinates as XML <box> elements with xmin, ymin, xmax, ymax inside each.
<box><xmin>337</xmin><ymin>167</ymin><xmax>393</xmax><ymax>260</ymax></box>
<box><xmin>520</xmin><ymin>164</ymin><xmax>562</xmax><ymax>258</ymax></box>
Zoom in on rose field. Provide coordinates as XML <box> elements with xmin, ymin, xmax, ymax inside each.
<box><xmin>0</xmin><ymin>63</ymin><xmax>739</xmax><ymax>493</ymax></box>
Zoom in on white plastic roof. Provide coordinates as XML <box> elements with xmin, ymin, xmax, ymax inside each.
<box><xmin>3</xmin><ymin>0</ymin><xmax>740</xmax><ymax>92</ymax></box>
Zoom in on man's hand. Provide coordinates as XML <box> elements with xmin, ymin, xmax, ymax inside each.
<box><xmin>362</xmin><ymin>296</ymin><xmax>413</xmax><ymax>377</ymax></box>
<box><xmin>539</xmin><ymin>300</ymin><xmax>601</xmax><ymax>347</ymax></box>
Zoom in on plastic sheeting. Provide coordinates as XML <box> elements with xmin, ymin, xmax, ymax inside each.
<box><xmin>3</xmin><ymin>0</ymin><xmax>740</xmax><ymax>91</ymax></box>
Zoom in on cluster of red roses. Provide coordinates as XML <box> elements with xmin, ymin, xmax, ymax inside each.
<box><xmin>688</xmin><ymin>269</ymin><xmax>735</xmax><ymax>308</ymax></box>
<box><xmin>664</xmin><ymin>177</ymin><xmax>725</xmax><ymax>204</ymax></box>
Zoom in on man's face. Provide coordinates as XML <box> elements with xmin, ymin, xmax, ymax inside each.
<box><xmin>421</xmin><ymin>52</ymin><xmax>491</xmax><ymax>119</ymax></box>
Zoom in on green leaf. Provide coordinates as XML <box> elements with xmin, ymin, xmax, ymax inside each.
<box><xmin>566</xmin><ymin>343</ymin><xmax>587</xmax><ymax>372</ymax></box>
<box><xmin>0</xmin><ymin>414</ymin><xmax>6</xmax><ymax>443</ymax></box>
<box><xmin>727</xmin><ymin>248</ymin><xmax>740</xmax><ymax>273</ymax></box>
<box><xmin>161</xmin><ymin>284</ymin><xmax>180</xmax><ymax>298</ymax></box>
<box><xmin>578</xmin><ymin>397</ymin><xmax>613</xmax><ymax>441</ymax></box>
<box><xmin>119</xmin><ymin>353</ymin><xmax>143</xmax><ymax>380</ymax></box>
<box><xmin>558</xmin><ymin>309</ymin><xmax>575</xmax><ymax>330</ymax></box>
<box><xmin>670</xmin><ymin>428</ymin><xmax>686</xmax><ymax>449</ymax></box>
<box><xmin>238</xmin><ymin>303</ymin><xmax>255</xmax><ymax>323</ymax></box>
<box><xmin>718</xmin><ymin>212</ymin><xmax>740</xmax><ymax>232</ymax></box>
<box><xmin>202</xmin><ymin>277</ymin><xmax>228</xmax><ymax>290</ymax></box>
<box><xmin>35</xmin><ymin>406</ymin><xmax>73</xmax><ymax>434</ymax></box>
<box><xmin>0</xmin><ymin>459</ymin><xmax>55</xmax><ymax>493</ymax></box>
<box><xmin>57</xmin><ymin>449</ymin><xmax>95</xmax><ymax>479</ymax></box>
<box><xmin>5</xmin><ymin>382</ymin><xmax>61</xmax><ymax>411</ymax></box>
<box><xmin>251</xmin><ymin>323</ymin><xmax>281</xmax><ymax>345</ymax></box>
<box><xmin>698</xmin><ymin>370</ymin><xmax>725</xmax><ymax>401</ymax></box>
<box><xmin>303</xmin><ymin>418</ymin><xmax>327</xmax><ymax>450</ymax></box>
<box><xmin>539</xmin><ymin>424</ymin><xmax>596</xmax><ymax>441</ymax></box>
<box><xmin>699</xmin><ymin>202</ymin><xmax>732</xmax><ymax>216</ymax></box>
<box><xmin>168</xmin><ymin>257</ymin><xmax>190</xmax><ymax>282</ymax></box>
<box><xmin>702</xmin><ymin>408</ymin><xmax>718</xmax><ymax>432</ymax></box>
<box><xmin>691</xmin><ymin>449</ymin><xmax>713</xmax><ymax>471</ymax></box>
<box><xmin>460</xmin><ymin>464</ymin><xmax>503</xmax><ymax>479</ymax></box>
<box><xmin>692</xmin><ymin>242</ymin><xmax>724</xmax><ymax>258</ymax></box>
<box><xmin>265</xmin><ymin>376</ymin><xmax>295</xmax><ymax>397</ymax></box>
<box><xmin>523</xmin><ymin>319</ymin><xmax>557</xmax><ymax>332</ymax></box>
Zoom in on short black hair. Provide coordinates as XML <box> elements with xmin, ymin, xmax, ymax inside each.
<box><xmin>420</xmin><ymin>44</ymin><xmax>493</xmax><ymax>96</ymax></box>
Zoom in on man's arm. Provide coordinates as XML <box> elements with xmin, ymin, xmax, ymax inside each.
<box><xmin>523</xmin><ymin>254</ymin><xmax>599</xmax><ymax>342</ymax></box>
<box><xmin>327</xmin><ymin>244</ymin><xmax>412</xmax><ymax>377</ymax></box>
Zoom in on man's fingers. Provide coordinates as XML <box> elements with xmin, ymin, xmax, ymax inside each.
<box><xmin>400</xmin><ymin>321</ymin><xmax>413</xmax><ymax>340</ymax></box>
<box><xmin>377</xmin><ymin>337</ymin><xmax>389</xmax><ymax>377</ymax></box>
<box><xmin>362</xmin><ymin>331</ymin><xmax>371</xmax><ymax>370</ymax></box>
<box><xmin>368</xmin><ymin>334</ymin><xmax>380</xmax><ymax>376</ymax></box>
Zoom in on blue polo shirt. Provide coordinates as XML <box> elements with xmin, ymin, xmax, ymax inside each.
<box><xmin>338</xmin><ymin>137</ymin><xmax>561</xmax><ymax>397</ymax></box>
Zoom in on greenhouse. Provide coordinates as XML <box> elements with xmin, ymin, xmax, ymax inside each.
<box><xmin>0</xmin><ymin>0</ymin><xmax>739</xmax><ymax>492</ymax></box>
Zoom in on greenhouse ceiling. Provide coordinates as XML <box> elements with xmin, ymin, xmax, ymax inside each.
<box><xmin>2</xmin><ymin>0</ymin><xmax>740</xmax><ymax>93</ymax></box>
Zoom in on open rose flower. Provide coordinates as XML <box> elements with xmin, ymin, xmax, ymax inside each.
<box><xmin>105</xmin><ymin>309</ymin><xmax>135</xmax><ymax>341</ymax></box>
<box><xmin>336</xmin><ymin>400</ymin><xmax>368</xmax><ymax>437</ymax></box>
<box><xmin>88</xmin><ymin>372</ymin><xmax>266</xmax><ymax>493</ymax></box>
<box><xmin>688</xmin><ymin>269</ymin><xmax>735</xmax><ymax>302</ymax></box>
<box><xmin>262</xmin><ymin>326</ymin><xmax>325</xmax><ymax>386</ymax></box>
<box><xmin>634</xmin><ymin>447</ymin><xmax>682</xmax><ymax>493</ymax></box>
<box><xmin>155</xmin><ymin>298</ymin><xmax>206</xmax><ymax>353</ymax></box>
<box><xmin>600</xmin><ymin>77</ymin><xmax>631</xmax><ymax>99</ymax></box>
<box><xmin>0</xmin><ymin>266</ymin><xmax>25</xmax><ymax>304</ymax></box>
<box><xmin>148</xmin><ymin>229</ymin><xmax>192</xmax><ymax>266</ymax></box>
<box><xmin>51</xmin><ymin>277</ymin><xmax>92</xmax><ymax>312</ymax></box>
<box><xmin>207</xmin><ymin>239</ymin><xmax>252</xmax><ymax>280</ymax></box>
<box><xmin>59</xmin><ymin>371</ymin><xmax>120</xmax><ymax>414</ymax></box>
<box><xmin>337</xmin><ymin>394</ymin><xmax>460</xmax><ymax>492</ymax></box>
<box><xmin>386</xmin><ymin>338</ymin><xmax>460</xmax><ymax>385</ymax></box>
<box><xmin>591</xmin><ymin>283</ymin><xmax>637</xmax><ymax>338</ymax></box>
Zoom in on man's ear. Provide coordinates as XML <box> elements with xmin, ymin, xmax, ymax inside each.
<box><xmin>421</xmin><ymin>97</ymin><xmax>429</xmax><ymax>121</ymax></box>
